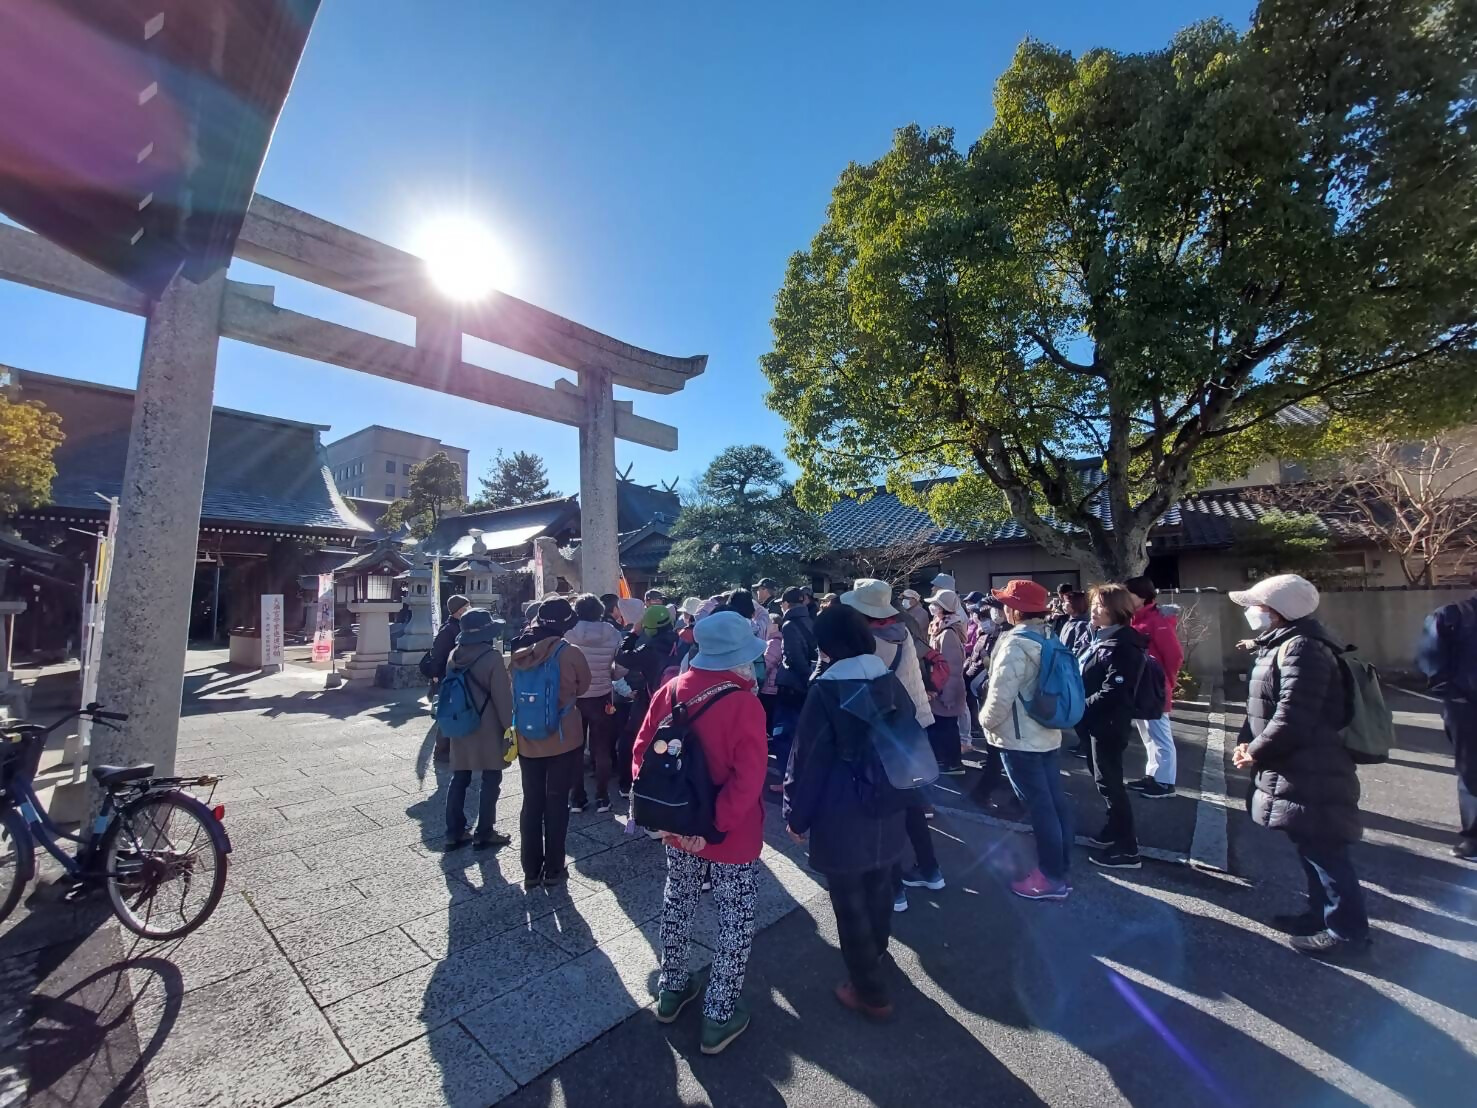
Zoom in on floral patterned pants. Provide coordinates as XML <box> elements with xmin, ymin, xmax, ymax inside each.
<box><xmin>658</xmin><ymin>846</ymin><xmax>757</xmax><ymax>1022</ymax></box>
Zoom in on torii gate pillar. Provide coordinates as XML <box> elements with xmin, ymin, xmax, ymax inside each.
<box><xmin>577</xmin><ymin>369</ymin><xmax>620</xmax><ymax>596</ymax></box>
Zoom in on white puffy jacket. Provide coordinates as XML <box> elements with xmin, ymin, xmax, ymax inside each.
<box><xmin>874</xmin><ymin>630</ymin><xmax>935</xmax><ymax>729</ymax></box>
<box><xmin>979</xmin><ymin>621</ymin><xmax>1065</xmax><ymax>753</ymax></box>
<box><xmin>564</xmin><ymin>620</ymin><xmax>625</xmax><ymax>699</ymax></box>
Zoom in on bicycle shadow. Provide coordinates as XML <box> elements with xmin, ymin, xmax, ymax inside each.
<box><xmin>3</xmin><ymin>895</ymin><xmax>182</xmax><ymax>1108</ymax></box>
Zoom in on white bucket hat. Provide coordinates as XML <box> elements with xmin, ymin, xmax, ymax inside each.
<box><xmin>1230</xmin><ymin>574</ymin><xmax>1320</xmax><ymax>621</ymax></box>
<box><xmin>931</xmin><ymin>572</ymin><xmax>956</xmax><ymax>592</ymax></box>
<box><xmin>840</xmin><ymin>578</ymin><xmax>898</xmax><ymax>620</ymax></box>
<box><xmin>925</xmin><ymin>588</ymin><xmax>961</xmax><ymax>614</ymax></box>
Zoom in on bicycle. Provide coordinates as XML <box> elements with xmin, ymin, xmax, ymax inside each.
<box><xmin>0</xmin><ymin>703</ymin><xmax>232</xmax><ymax>940</ymax></box>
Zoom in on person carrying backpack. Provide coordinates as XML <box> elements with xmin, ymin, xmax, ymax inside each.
<box><xmin>770</xmin><ymin>587</ymin><xmax>819</xmax><ymax>793</ymax></box>
<box><xmin>979</xmin><ymin>579</ymin><xmax>1074</xmax><ymax>900</ymax></box>
<box><xmin>840</xmin><ymin>579</ymin><xmax>941</xmax><ymax>912</ymax></box>
<box><xmin>1077</xmin><ymin>585</ymin><xmax>1155</xmax><ymax>869</ymax></box>
<box><xmin>439</xmin><ymin>608</ymin><xmax>515</xmax><ymax>851</ymax></box>
<box><xmin>1125</xmin><ymin>576</ymin><xmax>1184</xmax><ymax>798</ymax></box>
<box><xmin>925</xmin><ymin>589</ymin><xmax>969</xmax><ymax>776</ymax></box>
<box><xmin>1416</xmin><ymin>573</ymin><xmax>1477</xmax><ymax>861</ymax></box>
<box><xmin>1230</xmin><ymin>574</ymin><xmax>1370</xmax><ymax>959</ymax></box>
<box><xmin>786</xmin><ymin>604</ymin><xmax>929</xmax><ymax>1021</ymax></box>
<box><xmin>508</xmin><ymin>597</ymin><xmax>591</xmax><ymax>887</ymax></box>
<box><xmin>633</xmin><ymin>611</ymin><xmax>768</xmax><ymax>1056</ymax></box>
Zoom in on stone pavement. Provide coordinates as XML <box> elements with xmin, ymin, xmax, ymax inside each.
<box><xmin>8</xmin><ymin>663</ymin><xmax>1476</xmax><ymax>1106</ymax></box>
<box><xmin>5</xmin><ymin>655</ymin><xmax>830</xmax><ymax>1106</ymax></box>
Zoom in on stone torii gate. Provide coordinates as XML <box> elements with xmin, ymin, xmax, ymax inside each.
<box><xmin>0</xmin><ymin>198</ymin><xmax>704</xmax><ymax>774</ymax></box>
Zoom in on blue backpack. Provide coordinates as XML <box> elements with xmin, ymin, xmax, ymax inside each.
<box><xmin>1015</xmin><ymin>629</ymin><xmax>1086</xmax><ymax>730</ymax></box>
<box><xmin>436</xmin><ymin>650</ymin><xmax>493</xmax><ymax>739</ymax></box>
<box><xmin>513</xmin><ymin>641</ymin><xmax>574</xmax><ymax>740</ymax></box>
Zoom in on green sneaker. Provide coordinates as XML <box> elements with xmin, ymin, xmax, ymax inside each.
<box><xmin>654</xmin><ymin>979</ymin><xmax>701</xmax><ymax>1024</ymax></box>
<box><xmin>700</xmin><ymin>1001</ymin><xmax>751</xmax><ymax>1055</ymax></box>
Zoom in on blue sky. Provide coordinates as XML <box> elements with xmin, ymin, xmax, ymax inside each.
<box><xmin>0</xmin><ymin>0</ymin><xmax>1251</xmax><ymax>499</ymax></box>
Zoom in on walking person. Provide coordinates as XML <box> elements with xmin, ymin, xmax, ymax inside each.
<box><xmin>565</xmin><ymin>594</ymin><xmax>626</xmax><ymax>814</ymax></box>
<box><xmin>1230</xmin><ymin>574</ymin><xmax>1371</xmax><ymax>957</ymax></box>
<box><xmin>979</xmin><ymin>579</ymin><xmax>1072</xmax><ymax>900</ymax></box>
<box><xmin>1416</xmin><ymin>574</ymin><xmax>1477</xmax><ymax>860</ymax></box>
<box><xmin>1125</xmin><ymin>576</ymin><xmax>1184</xmax><ymax>798</ymax></box>
<box><xmin>785</xmin><ymin>604</ymin><xmax>914</xmax><ymax>1020</ymax></box>
<box><xmin>925</xmin><ymin>589</ymin><xmax>968</xmax><ymax>776</ymax></box>
<box><xmin>636</xmin><ymin>612</ymin><xmax>769</xmax><ymax>1054</ymax></box>
<box><xmin>771</xmin><ymin>586</ymin><xmax>818</xmax><ymax>793</ymax></box>
<box><xmin>1077</xmin><ymin>584</ymin><xmax>1147</xmax><ymax>869</ymax></box>
<box><xmin>840</xmin><ymin>580</ymin><xmax>942</xmax><ymax>910</ymax></box>
<box><xmin>509</xmin><ymin>597</ymin><xmax>591</xmax><ymax>887</ymax></box>
<box><xmin>440</xmin><ymin>608</ymin><xmax>515</xmax><ymax>851</ymax></box>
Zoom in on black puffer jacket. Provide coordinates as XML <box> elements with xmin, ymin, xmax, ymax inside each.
<box><xmin>1241</xmin><ymin>617</ymin><xmax>1361</xmax><ymax>843</ymax></box>
<box><xmin>1078</xmin><ymin>624</ymin><xmax>1151</xmax><ymax>731</ymax></box>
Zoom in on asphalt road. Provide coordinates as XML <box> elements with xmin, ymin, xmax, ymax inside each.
<box><xmin>504</xmin><ymin>689</ymin><xmax>1477</xmax><ymax>1108</ymax></box>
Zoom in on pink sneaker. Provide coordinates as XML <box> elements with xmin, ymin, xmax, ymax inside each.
<box><xmin>1011</xmin><ymin>868</ymin><xmax>1069</xmax><ymax>900</ymax></box>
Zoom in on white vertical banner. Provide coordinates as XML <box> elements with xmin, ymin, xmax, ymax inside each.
<box><xmin>311</xmin><ymin>575</ymin><xmax>334</xmax><ymax>663</ymax></box>
<box><xmin>431</xmin><ymin>555</ymin><xmax>442</xmax><ymax>635</ymax></box>
<box><xmin>261</xmin><ymin>594</ymin><xmax>285</xmax><ymax>669</ymax></box>
<box><xmin>71</xmin><ymin>497</ymin><xmax>118</xmax><ymax>778</ymax></box>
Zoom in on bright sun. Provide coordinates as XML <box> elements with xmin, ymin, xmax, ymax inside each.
<box><xmin>414</xmin><ymin>215</ymin><xmax>511</xmax><ymax>301</ymax></box>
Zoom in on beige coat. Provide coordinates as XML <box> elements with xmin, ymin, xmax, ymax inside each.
<box><xmin>445</xmin><ymin>643</ymin><xmax>515</xmax><ymax>772</ymax></box>
<box><xmin>509</xmin><ymin>636</ymin><xmax>591</xmax><ymax>758</ymax></box>
<box><xmin>979</xmin><ymin>620</ymin><xmax>1065</xmax><ymax>752</ymax></box>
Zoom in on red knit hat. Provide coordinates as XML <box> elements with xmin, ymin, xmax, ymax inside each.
<box><xmin>992</xmin><ymin>579</ymin><xmax>1050</xmax><ymax>612</ymax></box>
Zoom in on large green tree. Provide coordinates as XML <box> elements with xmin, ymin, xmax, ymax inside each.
<box><xmin>763</xmin><ymin>0</ymin><xmax>1477</xmax><ymax>580</ymax></box>
<box><xmin>0</xmin><ymin>391</ymin><xmax>63</xmax><ymax>518</ymax></box>
<box><xmin>471</xmin><ymin>449</ymin><xmax>560</xmax><ymax>510</ymax></box>
<box><xmin>380</xmin><ymin>451</ymin><xmax>464</xmax><ymax>538</ymax></box>
<box><xmin>658</xmin><ymin>445</ymin><xmax>828</xmax><ymax>599</ymax></box>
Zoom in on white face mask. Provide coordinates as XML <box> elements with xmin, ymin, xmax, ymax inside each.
<box><xmin>900</xmin><ymin>598</ymin><xmax>914</xmax><ymax>609</ymax></box>
<box><xmin>1244</xmin><ymin>607</ymin><xmax>1274</xmax><ymax>633</ymax></box>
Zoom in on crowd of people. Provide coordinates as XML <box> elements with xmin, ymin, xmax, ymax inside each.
<box><xmin>415</xmin><ymin>565</ymin><xmax>1475</xmax><ymax>1054</ymax></box>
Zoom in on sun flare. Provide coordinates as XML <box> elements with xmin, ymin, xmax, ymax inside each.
<box><xmin>414</xmin><ymin>215</ymin><xmax>511</xmax><ymax>301</ymax></box>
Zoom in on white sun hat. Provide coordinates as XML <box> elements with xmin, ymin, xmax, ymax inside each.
<box><xmin>1229</xmin><ymin>574</ymin><xmax>1320</xmax><ymax>621</ymax></box>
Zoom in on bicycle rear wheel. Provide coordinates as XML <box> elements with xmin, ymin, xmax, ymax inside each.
<box><xmin>102</xmin><ymin>791</ymin><xmax>227</xmax><ymax>940</ymax></box>
<box><xmin>0</xmin><ymin>806</ymin><xmax>35</xmax><ymax>926</ymax></box>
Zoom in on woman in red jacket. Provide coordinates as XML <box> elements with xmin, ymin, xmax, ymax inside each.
<box><xmin>632</xmin><ymin>611</ymin><xmax>769</xmax><ymax>1055</ymax></box>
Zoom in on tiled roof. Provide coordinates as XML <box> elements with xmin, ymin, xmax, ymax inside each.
<box><xmin>12</xmin><ymin>371</ymin><xmax>369</xmax><ymax>537</ymax></box>
<box><xmin>421</xmin><ymin>497</ymin><xmax>581</xmax><ymax>557</ymax></box>
<box><xmin>818</xmin><ymin>480</ymin><xmax>1374</xmax><ymax>554</ymax></box>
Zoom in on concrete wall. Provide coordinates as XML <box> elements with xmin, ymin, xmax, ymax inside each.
<box><xmin>942</xmin><ymin>547</ymin><xmax>1084</xmax><ymax>594</ymax></box>
<box><xmin>1177</xmin><ymin>547</ymin><xmax>1410</xmax><ymax>591</ymax></box>
<box><xmin>1161</xmin><ymin>586</ymin><xmax>1466</xmax><ymax>679</ymax></box>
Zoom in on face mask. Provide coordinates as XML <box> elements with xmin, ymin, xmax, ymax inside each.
<box><xmin>929</xmin><ymin>604</ymin><xmax>943</xmax><ymax>619</ymax></box>
<box><xmin>1244</xmin><ymin>607</ymin><xmax>1273</xmax><ymax>633</ymax></box>
<box><xmin>901</xmin><ymin>598</ymin><xmax>914</xmax><ymax>609</ymax></box>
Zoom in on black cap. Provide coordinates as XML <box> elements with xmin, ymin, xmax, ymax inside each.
<box><xmin>781</xmin><ymin>586</ymin><xmax>806</xmax><ymax>605</ymax></box>
<box><xmin>752</xmin><ymin>577</ymin><xmax>779</xmax><ymax>590</ymax></box>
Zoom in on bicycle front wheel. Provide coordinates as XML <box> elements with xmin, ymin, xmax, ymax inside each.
<box><xmin>0</xmin><ymin>805</ymin><xmax>36</xmax><ymax>926</ymax></box>
<box><xmin>102</xmin><ymin>791</ymin><xmax>228</xmax><ymax>940</ymax></box>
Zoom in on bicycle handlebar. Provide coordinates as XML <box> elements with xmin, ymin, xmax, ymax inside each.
<box><xmin>1</xmin><ymin>703</ymin><xmax>130</xmax><ymax>739</ymax></box>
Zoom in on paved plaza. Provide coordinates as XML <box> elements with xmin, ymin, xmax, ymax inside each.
<box><xmin>4</xmin><ymin>656</ymin><xmax>1477</xmax><ymax>1106</ymax></box>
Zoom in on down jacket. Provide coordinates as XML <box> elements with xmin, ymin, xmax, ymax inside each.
<box><xmin>1240</xmin><ymin>617</ymin><xmax>1361</xmax><ymax>843</ymax></box>
<box><xmin>928</xmin><ymin>618</ymin><xmax>968</xmax><ymax>719</ymax></box>
<box><xmin>564</xmin><ymin>619</ymin><xmax>625</xmax><ymax>699</ymax></box>
<box><xmin>1078</xmin><ymin>624</ymin><xmax>1151</xmax><ymax>732</ymax></box>
<box><xmin>1131</xmin><ymin>602</ymin><xmax>1183</xmax><ymax>714</ymax></box>
<box><xmin>978</xmin><ymin>620</ymin><xmax>1065</xmax><ymax>753</ymax></box>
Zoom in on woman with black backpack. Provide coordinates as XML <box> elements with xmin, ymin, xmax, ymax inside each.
<box><xmin>784</xmin><ymin>605</ymin><xmax>919</xmax><ymax>1021</ymax></box>
<box><xmin>1077</xmin><ymin>584</ymin><xmax>1150</xmax><ymax>870</ymax></box>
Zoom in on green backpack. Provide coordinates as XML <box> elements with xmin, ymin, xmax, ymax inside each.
<box><xmin>1280</xmin><ymin>635</ymin><xmax>1395</xmax><ymax>765</ymax></box>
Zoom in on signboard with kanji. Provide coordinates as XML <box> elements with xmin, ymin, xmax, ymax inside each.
<box><xmin>260</xmin><ymin>593</ymin><xmax>284</xmax><ymax>670</ymax></box>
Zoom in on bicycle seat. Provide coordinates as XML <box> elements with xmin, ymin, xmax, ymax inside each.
<box><xmin>91</xmin><ymin>764</ymin><xmax>155</xmax><ymax>788</ymax></box>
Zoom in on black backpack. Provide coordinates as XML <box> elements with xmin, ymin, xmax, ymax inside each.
<box><xmin>631</xmin><ymin>684</ymin><xmax>741</xmax><ymax>842</ymax></box>
<box><xmin>1128</xmin><ymin>649</ymin><xmax>1169</xmax><ymax>720</ymax></box>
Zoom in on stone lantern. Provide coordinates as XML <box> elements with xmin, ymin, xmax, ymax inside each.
<box><xmin>379</xmin><ymin>555</ymin><xmax>438</xmax><ymax>687</ymax></box>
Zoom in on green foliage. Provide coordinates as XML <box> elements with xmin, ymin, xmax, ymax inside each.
<box><xmin>471</xmin><ymin>450</ymin><xmax>560</xmax><ymax>510</ymax></box>
<box><xmin>657</xmin><ymin>445</ymin><xmax>829</xmax><ymax>599</ymax></box>
<box><xmin>1230</xmin><ymin>510</ymin><xmax>1344</xmax><ymax>582</ymax></box>
<box><xmin>0</xmin><ymin>391</ymin><xmax>64</xmax><ymax>518</ymax></box>
<box><xmin>763</xmin><ymin>0</ymin><xmax>1477</xmax><ymax>581</ymax></box>
<box><xmin>380</xmin><ymin>452</ymin><xmax>464</xmax><ymax>538</ymax></box>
